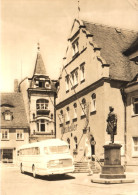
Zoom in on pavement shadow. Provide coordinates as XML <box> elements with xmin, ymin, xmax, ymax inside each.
<box><xmin>23</xmin><ymin>172</ymin><xmax>75</xmax><ymax>181</ymax></box>
<box><xmin>38</xmin><ymin>174</ymin><xmax>76</xmax><ymax>181</ymax></box>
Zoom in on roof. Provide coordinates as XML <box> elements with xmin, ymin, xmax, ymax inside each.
<box><xmin>33</xmin><ymin>52</ymin><xmax>47</xmax><ymax>76</ymax></box>
<box><xmin>82</xmin><ymin>20</ymin><xmax>138</xmax><ymax>81</ymax></box>
<box><xmin>18</xmin><ymin>139</ymin><xmax>68</xmax><ymax>149</ymax></box>
<box><xmin>0</xmin><ymin>93</ymin><xmax>29</xmax><ymax>128</ymax></box>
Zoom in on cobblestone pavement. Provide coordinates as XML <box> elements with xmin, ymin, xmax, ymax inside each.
<box><xmin>1</xmin><ymin>164</ymin><xmax>138</xmax><ymax>195</ymax></box>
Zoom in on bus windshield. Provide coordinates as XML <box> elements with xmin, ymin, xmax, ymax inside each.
<box><xmin>44</xmin><ymin>145</ymin><xmax>69</xmax><ymax>154</ymax></box>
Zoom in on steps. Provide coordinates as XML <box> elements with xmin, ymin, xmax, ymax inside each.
<box><xmin>74</xmin><ymin>161</ymin><xmax>100</xmax><ymax>173</ymax></box>
<box><xmin>74</xmin><ymin>161</ymin><xmax>89</xmax><ymax>173</ymax></box>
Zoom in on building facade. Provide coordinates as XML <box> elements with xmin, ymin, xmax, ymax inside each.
<box><xmin>0</xmin><ymin>92</ymin><xmax>29</xmax><ymax>163</ymax></box>
<box><xmin>19</xmin><ymin>46</ymin><xmax>57</xmax><ymax>143</ymax></box>
<box><xmin>56</xmin><ymin>19</ymin><xmax>138</xmax><ymax>171</ymax></box>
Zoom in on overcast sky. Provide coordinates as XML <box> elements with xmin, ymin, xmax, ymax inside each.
<box><xmin>0</xmin><ymin>0</ymin><xmax>138</xmax><ymax>92</ymax></box>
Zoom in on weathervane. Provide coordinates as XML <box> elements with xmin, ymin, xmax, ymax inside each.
<box><xmin>37</xmin><ymin>42</ymin><xmax>40</xmax><ymax>51</ymax></box>
<box><xmin>78</xmin><ymin>0</ymin><xmax>80</xmax><ymax>20</ymax></box>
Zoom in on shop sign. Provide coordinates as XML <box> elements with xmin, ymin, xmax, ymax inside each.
<box><xmin>61</xmin><ymin>123</ymin><xmax>77</xmax><ymax>134</ymax></box>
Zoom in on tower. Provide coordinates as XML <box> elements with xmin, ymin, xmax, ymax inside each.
<box><xmin>20</xmin><ymin>44</ymin><xmax>57</xmax><ymax>142</ymax></box>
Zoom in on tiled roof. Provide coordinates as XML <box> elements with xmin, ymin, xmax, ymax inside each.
<box><xmin>83</xmin><ymin>20</ymin><xmax>138</xmax><ymax>81</ymax></box>
<box><xmin>33</xmin><ymin>52</ymin><xmax>47</xmax><ymax>75</ymax></box>
<box><xmin>0</xmin><ymin>93</ymin><xmax>29</xmax><ymax>128</ymax></box>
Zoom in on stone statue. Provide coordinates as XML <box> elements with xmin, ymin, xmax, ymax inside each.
<box><xmin>106</xmin><ymin>106</ymin><xmax>117</xmax><ymax>143</ymax></box>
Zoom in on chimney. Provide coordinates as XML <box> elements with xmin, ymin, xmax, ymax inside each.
<box><xmin>14</xmin><ymin>79</ymin><xmax>19</xmax><ymax>92</ymax></box>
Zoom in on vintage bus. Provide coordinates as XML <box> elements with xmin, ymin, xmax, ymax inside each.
<box><xmin>17</xmin><ymin>139</ymin><xmax>74</xmax><ymax>178</ymax></box>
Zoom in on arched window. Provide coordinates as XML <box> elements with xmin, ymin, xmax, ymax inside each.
<box><xmin>36</xmin><ymin>99</ymin><xmax>49</xmax><ymax>110</ymax></box>
<box><xmin>73</xmin><ymin>103</ymin><xmax>77</xmax><ymax>119</ymax></box>
<box><xmin>67</xmin><ymin>138</ymin><xmax>70</xmax><ymax>149</ymax></box>
<box><xmin>81</xmin><ymin>98</ymin><xmax>86</xmax><ymax>116</ymax></box>
<box><xmin>74</xmin><ymin>136</ymin><xmax>78</xmax><ymax>149</ymax></box>
<box><xmin>91</xmin><ymin>93</ymin><xmax>96</xmax><ymax>112</ymax></box>
<box><xmin>59</xmin><ymin>110</ymin><xmax>64</xmax><ymax>125</ymax></box>
<box><xmin>66</xmin><ymin>107</ymin><xmax>70</xmax><ymax>122</ymax></box>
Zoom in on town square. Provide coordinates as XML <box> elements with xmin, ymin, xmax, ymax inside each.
<box><xmin>0</xmin><ymin>0</ymin><xmax>138</xmax><ymax>194</ymax></box>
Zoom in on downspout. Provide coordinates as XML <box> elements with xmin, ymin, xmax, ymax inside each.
<box><xmin>121</xmin><ymin>88</ymin><xmax>127</xmax><ymax>169</ymax></box>
<box><xmin>54</xmin><ymin>93</ymin><xmax>56</xmax><ymax>138</ymax></box>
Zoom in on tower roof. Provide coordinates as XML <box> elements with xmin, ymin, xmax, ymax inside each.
<box><xmin>33</xmin><ymin>44</ymin><xmax>47</xmax><ymax>76</ymax></box>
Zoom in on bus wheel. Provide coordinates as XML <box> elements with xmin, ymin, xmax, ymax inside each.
<box><xmin>32</xmin><ymin>166</ymin><xmax>37</xmax><ymax>178</ymax></box>
<box><xmin>20</xmin><ymin>164</ymin><xmax>24</xmax><ymax>174</ymax></box>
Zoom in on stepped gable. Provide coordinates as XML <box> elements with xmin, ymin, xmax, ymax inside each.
<box><xmin>82</xmin><ymin>20</ymin><xmax>138</xmax><ymax>81</ymax></box>
<box><xmin>0</xmin><ymin>93</ymin><xmax>29</xmax><ymax>128</ymax></box>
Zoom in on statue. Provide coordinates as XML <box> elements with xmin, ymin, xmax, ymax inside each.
<box><xmin>106</xmin><ymin>106</ymin><xmax>117</xmax><ymax>143</ymax></box>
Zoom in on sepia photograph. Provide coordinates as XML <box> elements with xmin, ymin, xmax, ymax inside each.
<box><xmin>0</xmin><ymin>0</ymin><xmax>138</xmax><ymax>194</ymax></box>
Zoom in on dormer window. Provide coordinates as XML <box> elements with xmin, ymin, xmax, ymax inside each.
<box><xmin>2</xmin><ymin>110</ymin><xmax>13</xmax><ymax>121</ymax></box>
<box><xmin>72</xmin><ymin>38</ymin><xmax>79</xmax><ymax>57</ymax></box>
<box><xmin>5</xmin><ymin>113</ymin><xmax>11</xmax><ymax>121</ymax></box>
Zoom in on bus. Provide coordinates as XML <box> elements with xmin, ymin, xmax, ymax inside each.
<box><xmin>17</xmin><ymin>139</ymin><xmax>74</xmax><ymax>178</ymax></box>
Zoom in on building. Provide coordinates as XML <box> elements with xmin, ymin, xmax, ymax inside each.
<box><xmin>56</xmin><ymin>19</ymin><xmax>138</xmax><ymax>171</ymax></box>
<box><xmin>19</xmin><ymin>45</ymin><xmax>57</xmax><ymax>143</ymax></box>
<box><xmin>0</xmin><ymin>92</ymin><xmax>29</xmax><ymax>163</ymax></box>
<box><xmin>122</xmin><ymin>39</ymin><xmax>138</xmax><ymax>171</ymax></box>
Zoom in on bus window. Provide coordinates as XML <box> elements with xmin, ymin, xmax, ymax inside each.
<box><xmin>44</xmin><ymin>145</ymin><xmax>69</xmax><ymax>154</ymax></box>
<box><xmin>44</xmin><ymin>147</ymin><xmax>49</xmax><ymax>154</ymax></box>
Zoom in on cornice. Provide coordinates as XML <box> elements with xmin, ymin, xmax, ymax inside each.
<box><xmin>56</xmin><ymin>77</ymin><xmax>109</xmax><ymax>110</ymax></box>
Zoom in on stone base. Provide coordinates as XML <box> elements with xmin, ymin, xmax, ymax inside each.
<box><xmin>91</xmin><ymin>178</ymin><xmax>135</xmax><ymax>184</ymax></box>
<box><xmin>101</xmin><ymin>165</ymin><xmax>124</xmax><ymax>175</ymax></box>
<box><xmin>100</xmin><ymin>174</ymin><xmax>126</xmax><ymax>179</ymax></box>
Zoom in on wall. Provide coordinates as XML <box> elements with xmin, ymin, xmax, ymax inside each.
<box><xmin>126</xmin><ymin>90</ymin><xmax>138</xmax><ymax>171</ymax></box>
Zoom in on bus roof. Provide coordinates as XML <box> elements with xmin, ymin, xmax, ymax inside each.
<box><xmin>17</xmin><ymin>139</ymin><xmax>68</xmax><ymax>150</ymax></box>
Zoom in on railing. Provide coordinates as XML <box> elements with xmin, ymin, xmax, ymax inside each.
<box><xmin>91</xmin><ymin>155</ymin><xmax>104</xmax><ymax>167</ymax></box>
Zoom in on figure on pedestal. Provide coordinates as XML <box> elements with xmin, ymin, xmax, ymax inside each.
<box><xmin>106</xmin><ymin>106</ymin><xmax>117</xmax><ymax>143</ymax></box>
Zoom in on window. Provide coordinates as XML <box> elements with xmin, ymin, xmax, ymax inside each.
<box><xmin>5</xmin><ymin>113</ymin><xmax>11</xmax><ymax>121</ymax></box>
<box><xmin>66</xmin><ymin>107</ymin><xmax>70</xmax><ymax>122</ymax></box>
<box><xmin>74</xmin><ymin>136</ymin><xmax>78</xmax><ymax>149</ymax></box>
<box><xmin>71</xmin><ymin>69</ymin><xmax>78</xmax><ymax>87</ymax></box>
<box><xmin>36</xmin><ymin>99</ymin><xmax>49</xmax><ymax>110</ymax></box>
<box><xmin>37</xmin><ymin>119</ymin><xmax>49</xmax><ymax>132</ymax></box>
<box><xmin>80</xmin><ymin>63</ymin><xmax>85</xmax><ymax>82</ymax></box>
<box><xmin>65</xmin><ymin>75</ymin><xmax>70</xmax><ymax>92</ymax></box>
<box><xmin>1</xmin><ymin>129</ymin><xmax>9</xmax><ymax>140</ymax></box>
<box><xmin>59</xmin><ymin>110</ymin><xmax>64</xmax><ymax>125</ymax></box>
<box><xmin>72</xmin><ymin>39</ymin><xmax>79</xmax><ymax>56</ymax></box>
<box><xmin>3</xmin><ymin>110</ymin><xmax>13</xmax><ymax>121</ymax></box>
<box><xmin>39</xmin><ymin>81</ymin><xmax>45</xmax><ymax>88</ymax></box>
<box><xmin>81</xmin><ymin>98</ymin><xmax>86</xmax><ymax>116</ymax></box>
<box><xmin>19</xmin><ymin>147</ymin><xmax>40</xmax><ymax>155</ymax></box>
<box><xmin>91</xmin><ymin>93</ymin><xmax>96</xmax><ymax>112</ymax></box>
<box><xmin>73</xmin><ymin>103</ymin><xmax>77</xmax><ymax>119</ymax></box>
<box><xmin>132</xmin><ymin>97</ymin><xmax>138</xmax><ymax>115</ymax></box>
<box><xmin>67</xmin><ymin>138</ymin><xmax>70</xmax><ymax>149</ymax></box>
<box><xmin>16</xmin><ymin>130</ymin><xmax>24</xmax><ymax>140</ymax></box>
<box><xmin>132</xmin><ymin>137</ymin><xmax>138</xmax><ymax>157</ymax></box>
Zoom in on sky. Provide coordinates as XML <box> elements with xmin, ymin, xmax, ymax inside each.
<box><xmin>0</xmin><ymin>0</ymin><xmax>138</xmax><ymax>92</ymax></box>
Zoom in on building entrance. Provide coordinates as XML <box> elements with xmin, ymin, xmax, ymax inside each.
<box><xmin>90</xmin><ymin>137</ymin><xmax>96</xmax><ymax>161</ymax></box>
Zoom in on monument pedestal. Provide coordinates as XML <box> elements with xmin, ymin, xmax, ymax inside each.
<box><xmin>91</xmin><ymin>143</ymin><xmax>135</xmax><ymax>184</ymax></box>
<box><xmin>100</xmin><ymin>143</ymin><xmax>126</xmax><ymax>179</ymax></box>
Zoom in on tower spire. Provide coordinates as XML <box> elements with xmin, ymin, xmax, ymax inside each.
<box><xmin>33</xmin><ymin>43</ymin><xmax>47</xmax><ymax>76</ymax></box>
